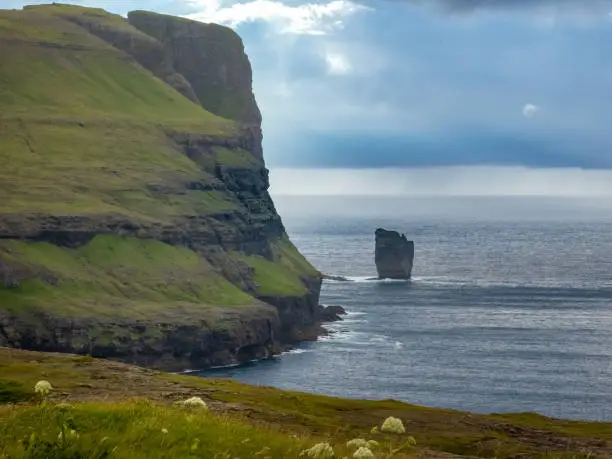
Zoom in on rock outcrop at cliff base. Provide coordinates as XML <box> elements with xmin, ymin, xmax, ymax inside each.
<box><xmin>374</xmin><ymin>228</ymin><xmax>414</xmax><ymax>279</ymax></box>
<box><xmin>0</xmin><ymin>4</ymin><xmax>321</xmax><ymax>371</ymax></box>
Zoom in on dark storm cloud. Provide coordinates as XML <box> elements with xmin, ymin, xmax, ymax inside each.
<box><xmin>374</xmin><ymin>0</ymin><xmax>612</xmax><ymax>13</ymax></box>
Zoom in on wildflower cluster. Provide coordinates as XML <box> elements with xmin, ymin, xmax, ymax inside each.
<box><xmin>174</xmin><ymin>396</ymin><xmax>209</xmax><ymax>409</ymax></box>
<box><xmin>34</xmin><ymin>380</ymin><xmax>52</xmax><ymax>400</ymax></box>
<box><xmin>298</xmin><ymin>416</ymin><xmax>413</xmax><ymax>459</ymax></box>
<box><xmin>353</xmin><ymin>446</ymin><xmax>375</xmax><ymax>458</ymax></box>
<box><xmin>371</xmin><ymin>416</ymin><xmax>416</xmax><ymax>457</ymax></box>
<box><xmin>346</xmin><ymin>438</ymin><xmax>368</xmax><ymax>449</ymax></box>
<box><xmin>346</xmin><ymin>438</ymin><xmax>375</xmax><ymax>458</ymax></box>
<box><xmin>300</xmin><ymin>442</ymin><xmax>334</xmax><ymax>458</ymax></box>
<box><xmin>380</xmin><ymin>417</ymin><xmax>405</xmax><ymax>435</ymax></box>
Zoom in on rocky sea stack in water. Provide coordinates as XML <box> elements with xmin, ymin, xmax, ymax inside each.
<box><xmin>374</xmin><ymin>228</ymin><xmax>414</xmax><ymax>279</ymax></box>
<box><xmin>0</xmin><ymin>4</ymin><xmax>322</xmax><ymax>371</ymax></box>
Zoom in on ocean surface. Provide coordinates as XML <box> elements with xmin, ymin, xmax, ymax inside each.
<box><xmin>198</xmin><ymin>196</ymin><xmax>612</xmax><ymax>421</ymax></box>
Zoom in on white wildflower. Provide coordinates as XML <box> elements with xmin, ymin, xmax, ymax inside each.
<box><xmin>57</xmin><ymin>430</ymin><xmax>79</xmax><ymax>441</ymax></box>
<box><xmin>366</xmin><ymin>440</ymin><xmax>379</xmax><ymax>448</ymax></box>
<box><xmin>370</xmin><ymin>426</ymin><xmax>379</xmax><ymax>434</ymax></box>
<box><xmin>353</xmin><ymin>447</ymin><xmax>374</xmax><ymax>459</ymax></box>
<box><xmin>346</xmin><ymin>438</ymin><xmax>368</xmax><ymax>449</ymax></box>
<box><xmin>300</xmin><ymin>442</ymin><xmax>334</xmax><ymax>458</ymax></box>
<box><xmin>161</xmin><ymin>428</ymin><xmax>168</xmax><ymax>434</ymax></box>
<box><xmin>380</xmin><ymin>416</ymin><xmax>405</xmax><ymax>434</ymax></box>
<box><xmin>34</xmin><ymin>380</ymin><xmax>52</xmax><ymax>397</ymax></box>
<box><xmin>175</xmin><ymin>396</ymin><xmax>208</xmax><ymax>409</ymax></box>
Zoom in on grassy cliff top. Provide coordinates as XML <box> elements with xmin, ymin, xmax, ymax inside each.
<box><xmin>1</xmin><ymin>347</ymin><xmax>611</xmax><ymax>459</ymax></box>
<box><xmin>0</xmin><ymin>4</ymin><xmax>242</xmax><ymax>219</ymax></box>
<box><xmin>0</xmin><ymin>4</ymin><xmax>231</xmax><ymax>131</ymax></box>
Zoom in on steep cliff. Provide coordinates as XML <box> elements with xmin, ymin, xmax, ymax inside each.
<box><xmin>0</xmin><ymin>4</ymin><xmax>321</xmax><ymax>371</ymax></box>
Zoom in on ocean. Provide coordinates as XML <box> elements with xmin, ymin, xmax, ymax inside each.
<box><xmin>198</xmin><ymin>196</ymin><xmax>612</xmax><ymax>421</ymax></box>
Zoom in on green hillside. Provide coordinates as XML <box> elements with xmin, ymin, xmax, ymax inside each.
<box><xmin>0</xmin><ymin>5</ymin><xmax>235</xmax><ymax>219</ymax></box>
<box><xmin>0</xmin><ymin>4</ymin><xmax>320</xmax><ymax>371</ymax></box>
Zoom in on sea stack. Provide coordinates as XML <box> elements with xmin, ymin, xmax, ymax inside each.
<box><xmin>374</xmin><ymin>228</ymin><xmax>414</xmax><ymax>279</ymax></box>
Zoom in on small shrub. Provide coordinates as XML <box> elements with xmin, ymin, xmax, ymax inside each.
<box><xmin>0</xmin><ymin>380</ymin><xmax>32</xmax><ymax>404</ymax></box>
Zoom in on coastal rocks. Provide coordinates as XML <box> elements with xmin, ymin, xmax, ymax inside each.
<box><xmin>0</xmin><ymin>306</ymin><xmax>282</xmax><ymax>372</ymax></box>
<box><xmin>374</xmin><ymin>228</ymin><xmax>414</xmax><ymax>279</ymax></box>
<box><xmin>316</xmin><ymin>305</ymin><xmax>347</xmax><ymax>322</ymax></box>
<box><xmin>322</xmin><ymin>274</ymin><xmax>352</xmax><ymax>282</ymax></box>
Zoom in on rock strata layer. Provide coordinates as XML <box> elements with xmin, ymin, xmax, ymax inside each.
<box><xmin>374</xmin><ymin>228</ymin><xmax>414</xmax><ymax>279</ymax></box>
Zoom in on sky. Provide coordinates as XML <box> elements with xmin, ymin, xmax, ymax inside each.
<box><xmin>7</xmin><ymin>0</ymin><xmax>612</xmax><ymax>195</ymax></box>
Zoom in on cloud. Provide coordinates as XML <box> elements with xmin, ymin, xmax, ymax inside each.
<box><xmin>324</xmin><ymin>52</ymin><xmax>352</xmax><ymax>74</ymax></box>
<box><xmin>523</xmin><ymin>103</ymin><xmax>539</xmax><ymax>118</ymax></box>
<box><xmin>269</xmin><ymin>166</ymin><xmax>612</xmax><ymax>196</ymax></box>
<box><xmin>184</xmin><ymin>0</ymin><xmax>371</xmax><ymax>34</ymax></box>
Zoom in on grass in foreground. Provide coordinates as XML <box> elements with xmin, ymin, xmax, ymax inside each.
<box><xmin>0</xmin><ymin>348</ymin><xmax>611</xmax><ymax>459</ymax></box>
<box><xmin>0</xmin><ymin>399</ymin><xmax>312</xmax><ymax>459</ymax></box>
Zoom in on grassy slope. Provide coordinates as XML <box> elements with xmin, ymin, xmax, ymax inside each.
<box><xmin>234</xmin><ymin>238</ymin><xmax>320</xmax><ymax>296</ymax></box>
<box><xmin>0</xmin><ymin>236</ymin><xmax>253</xmax><ymax>320</ymax></box>
<box><xmin>0</xmin><ymin>6</ymin><xmax>236</xmax><ymax>220</ymax></box>
<box><xmin>1</xmin><ymin>348</ymin><xmax>611</xmax><ymax>459</ymax></box>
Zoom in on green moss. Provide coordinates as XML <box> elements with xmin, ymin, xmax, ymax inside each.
<box><xmin>0</xmin><ymin>236</ymin><xmax>253</xmax><ymax>319</ymax></box>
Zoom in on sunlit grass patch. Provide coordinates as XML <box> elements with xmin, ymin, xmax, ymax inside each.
<box><xmin>0</xmin><ymin>235</ymin><xmax>254</xmax><ymax>319</ymax></box>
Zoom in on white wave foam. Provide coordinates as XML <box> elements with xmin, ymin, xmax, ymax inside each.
<box><xmin>344</xmin><ymin>276</ymin><xmax>409</xmax><ymax>284</ymax></box>
<box><xmin>345</xmin><ymin>311</ymin><xmax>367</xmax><ymax>316</ymax></box>
<box><xmin>283</xmin><ymin>348</ymin><xmax>311</xmax><ymax>355</ymax></box>
<box><xmin>319</xmin><ymin>328</ymin><xmax>362</xmax><ymax>342</ymax></box>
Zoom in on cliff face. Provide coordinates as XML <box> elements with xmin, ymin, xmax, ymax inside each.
<box><xmin>128</xmin><ymin>11</ymin><xmax>263</xmax><ymax>159</ymax></box>
<box><xmin>0</xmin><ymin>4</ymin><xmax>321</xmax><ymax>370</ymax></box>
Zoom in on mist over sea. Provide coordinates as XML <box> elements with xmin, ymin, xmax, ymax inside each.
<box><xmin>198</xmin><ymin>196</ymin><xmax>612</xmax><ymax>421</ymax></box>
